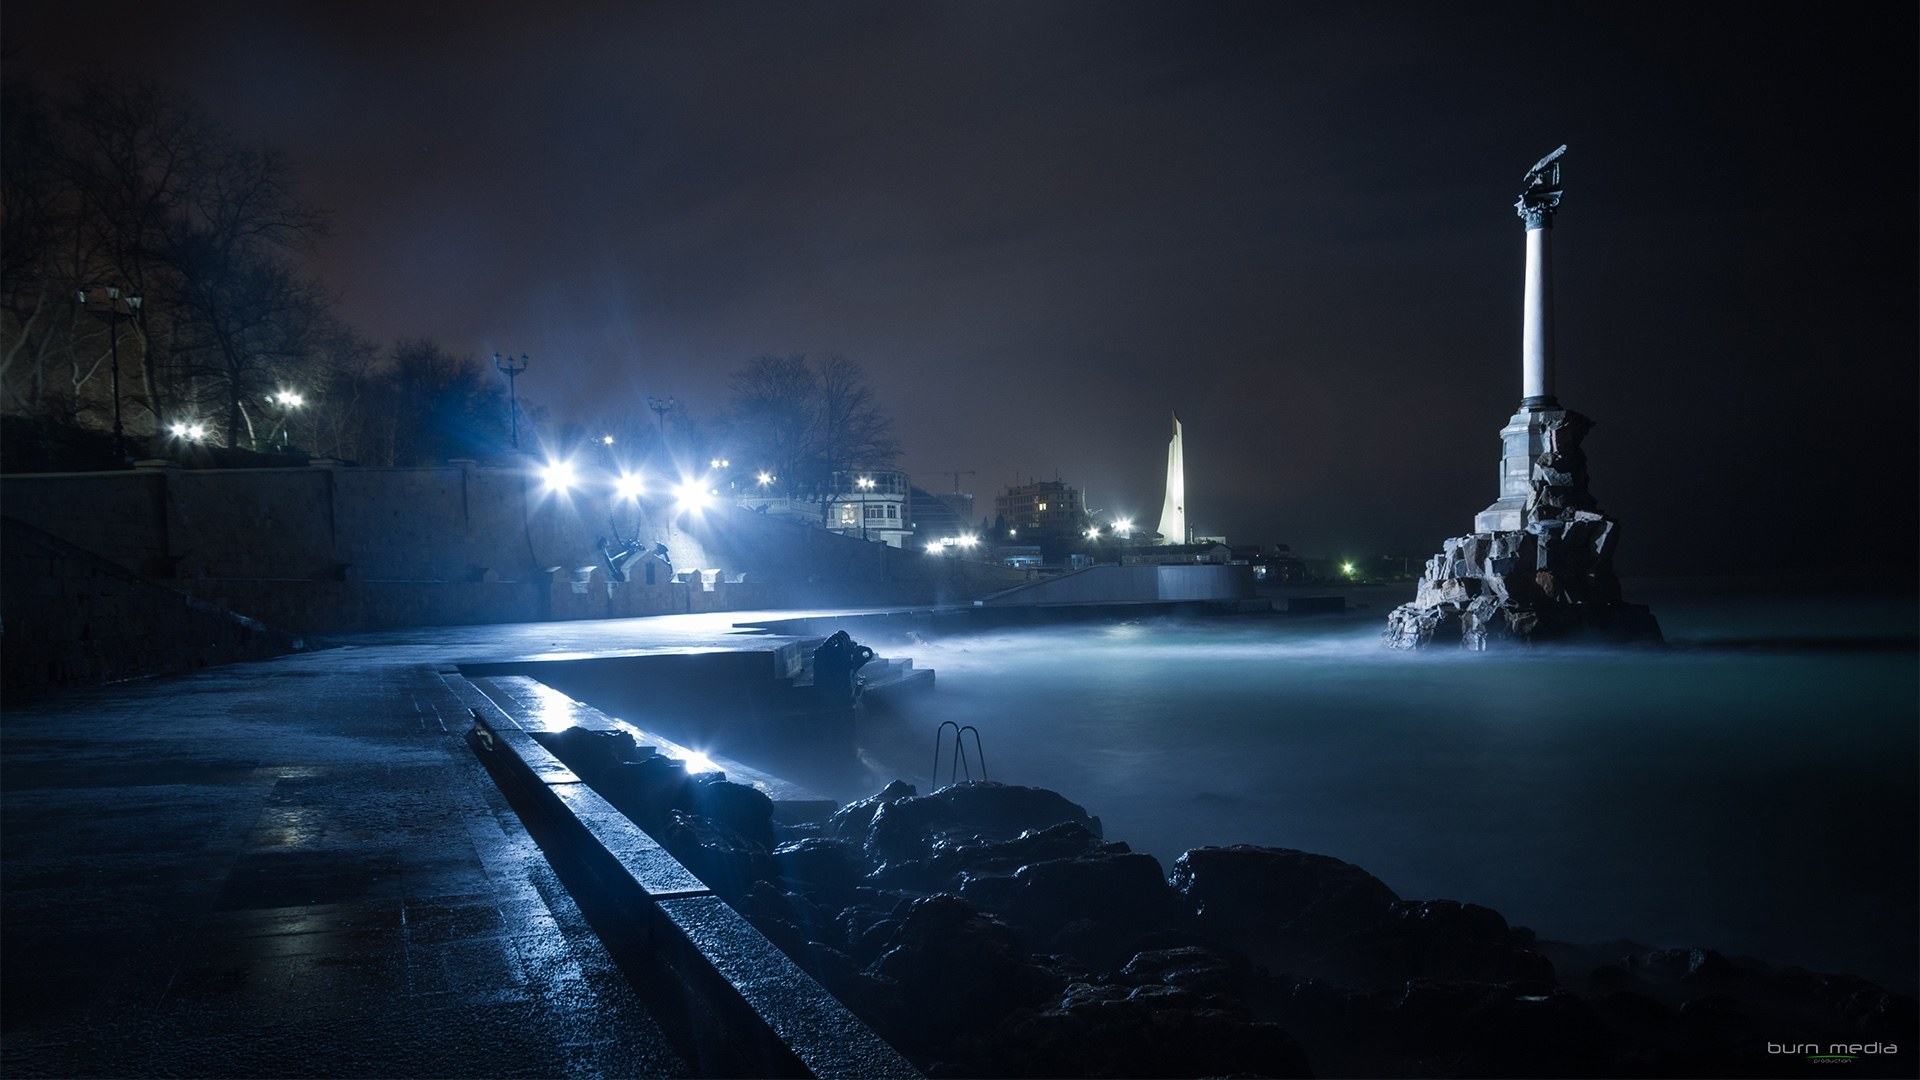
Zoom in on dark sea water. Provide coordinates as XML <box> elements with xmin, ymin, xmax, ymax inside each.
<box><xmin>847</xmin><ymin>582</ymin><xmax>1918</xmax><ymax>994</ymax></box>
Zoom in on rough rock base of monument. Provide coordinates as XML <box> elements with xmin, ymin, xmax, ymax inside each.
<box><xmin>1383</xmin><ymin>524</ymin><xmax>1662</xmax><ymax>650</ymax></box>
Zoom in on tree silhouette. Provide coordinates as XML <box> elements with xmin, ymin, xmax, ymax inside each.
<box><xmin>722</xmin><ymin>352</ymin><xmax>900</xmax><ymax>518</ymax></box>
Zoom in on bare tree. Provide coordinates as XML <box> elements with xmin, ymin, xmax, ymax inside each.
<box><xmin>0</xmin><ymin>74</ymin><xmax>332</xmax><ymax>450</ymax></box>
<box><xmin>722</xmin><ymin>352</ymin><xmax>900</xmax><ymax>519</ymax></box>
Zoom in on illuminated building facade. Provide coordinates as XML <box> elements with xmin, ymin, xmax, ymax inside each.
<box><xmin>827</xmin><ymin>469</ymin><xmax>911</xmax><ymax>548</ymax></box>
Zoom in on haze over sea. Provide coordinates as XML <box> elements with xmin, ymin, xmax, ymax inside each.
<box><xmin>847</xmin><ymin>580</ymin><xmax>1918</xmax><ymax>995</ymax></box>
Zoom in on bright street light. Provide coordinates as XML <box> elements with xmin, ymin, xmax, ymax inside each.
<box><xmin>540</xmin><ymin>459</ymin><xmax>577</xmax><ymax>493</ymax></box>
<box><xmin>613</xmin><ymin>472</ymin><xmax>645</xmax><ymax>500</ymax></box>
<box><xmin>673</xmin><ymin>479</ymin><xmax>710</xmax><ymax>512</ymax></box>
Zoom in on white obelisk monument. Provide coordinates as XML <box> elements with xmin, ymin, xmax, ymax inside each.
<box><xmin>1157</xmin><ymin>412</ymin><xmax>1187</xmax><ymax>544</ymax></box>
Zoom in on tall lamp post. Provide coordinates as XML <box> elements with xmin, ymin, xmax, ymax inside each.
<box><xmin>856</xmin><ymin>475</ymin><xmax>875</xmax><ymax>541</ymax></box>
<box><xmin>646</xmin><ymin>395</ymin><xmax>677</xmax><ymax>440</ymax></box>
<box><xmin>270</xmin><ymin>390</ymin><xmax>305</xmax><ymax>451</ymax></box>
<box><xmin>494</xmin><ymin>352</ymin><xmax>528</xmax><ymax>449</ymax></box>
<box><xmin>77</xmin><ymin>285</ymin><xmax>142</xmax><ymax>463</ymax></box>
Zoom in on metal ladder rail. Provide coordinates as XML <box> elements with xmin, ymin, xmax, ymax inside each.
<box><xmin>931</xmin><ymin>720</ymin><xmax>988</xmax><ymax>788</ymax></box>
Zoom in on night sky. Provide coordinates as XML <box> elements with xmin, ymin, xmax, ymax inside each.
<box><xmin>8</xmin><ymin>2</ymin><xmax>1915</xmax><ymax>575</ymax></box>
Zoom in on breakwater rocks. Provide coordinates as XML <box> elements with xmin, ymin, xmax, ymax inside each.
<box><xmin>540</xmin><ymin>728</ymin><xmax>1914</xmax><ymax>1077</ymax></box>
<box><xmin>1384</xmin><ymin>411</ymin><xmax>1663</xmax><ymax>650</ymax></box>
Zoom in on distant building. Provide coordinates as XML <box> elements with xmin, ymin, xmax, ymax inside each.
<box><xmin>994</xmin><ymin>480</ymin><xmax>1084</xmax><ymax>536</ymax></box>
<box><xmin>826</xmin><ymin>469</ymin><xmax>911</xmax><ymax>548</ymax></box>
<box><xmin>992</xmin><ymin>544</ymin><xmax>1043</xmax><ymax>569</ymax></box>
<box><xmin>907</xmin><ymin>486</ymin><xmax>975</xmax><ymax>546</ymax></box>
<box><xmin>1233</xmin><ymin>544</ymin><xmax>1309</xmax><ymax>583</ymax></box>
<box><xmin>1120</xmin><ymin>542</ymin><xmax>1232</xmax><ymax>566</ymax></box>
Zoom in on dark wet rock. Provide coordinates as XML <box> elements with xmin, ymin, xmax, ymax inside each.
<box><xmin>872</xmin><ymin>819</ymin><xmax>1122</xmax><ymax>896</ymax></box>
<box><xmin>1325</xmin><ymin>899</ymin><xmax>1556</xmax><ymax>986</ymax></box>
<box><xmin>997</xmin><ymin>850</ymin><xmax>1185</xmax><ymax>968</ymax></box>
<box><xmin>1272</xmin><ymin>977</ymin><xmax>1612</xmax><ymax>1078</ymax></box>
<box><xmin>1171</xmin><ymin>845</ymin><xmax>1399</xmax><ymax>973</ymax></box>
<box><xmin>659</xmin><ymin>810</ymin><xmax>773</xmax><ymax>900</ymax></box>
<box><xmin>534</xmin><ymin>725</ymin><xmax>649</xmax><ymax>778</ymax></box>
<box><xmin>972</xmin><ymin>979</ymin><xmax>1314</xmax><ymax>1079</ymax></box>
<box><xmin>1120</xmin><ymin>945</ymin><xmax>1246</xmax><ymax>999</ymax></box>
<box><xmin>771</xmin><ymin>836</ymin><xmax>866</xmax><ymax>902</ymax></box>
<box><xmin>862</xmin><ymin>894</ymin><xmax>1071</xmax><ymax>1055</ymax></box>
<box><xmin>864</xmin><ymin>782</ymin><xmax>1101</xmax><ymax>864</ymax></box>
<box><xmin>926</xmin><ymin>820</ymin><xmax>1121</xmax><ymax>892</ymax></box>
<box><xmin>825</xmin><ymin>779</ymin><xmax>917</xmax><ymax>843</ymax></box>
<box><xmin>688</xmin><ymin>776</ymin><xmax>774</xmax><ymax>848</ymax></box>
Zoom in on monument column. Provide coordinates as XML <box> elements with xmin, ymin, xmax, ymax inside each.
<box><xmin>1475</xmin><ymin>145</ymin><xmax>1568</xmax><ymax>534</ymax></box>
<box><xmin>1521</xmin><ymin>223</ymin><xmax>1556</xmax><ymax>408</ymax></box>
<box><xmin>1516</xmin><ymin>146</ymin><xmax>1563</xmax><ymax>410</ymax></box>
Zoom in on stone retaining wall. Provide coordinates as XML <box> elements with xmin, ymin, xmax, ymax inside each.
<box><xmin>1</xmin><ymin>462</ymin><xmax>1030</xmax><ymax>638</ymax></box>
<box><xmin>1</xmin><ymin>517</ymin><xmax>304</xmax><ymax>695</ymax></box>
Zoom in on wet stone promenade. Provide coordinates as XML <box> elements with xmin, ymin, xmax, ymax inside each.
<box><xmin>0</xmin><ymin>614</ymin><xmax>811</xmax><ymax>1078</ymax></box>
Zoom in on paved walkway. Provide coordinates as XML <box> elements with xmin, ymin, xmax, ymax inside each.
<box><xmin>1</xmin><ymin>613</ymin><xmax>836</xmax><ymax>1077</ymax></box>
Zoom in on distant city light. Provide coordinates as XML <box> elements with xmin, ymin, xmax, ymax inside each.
<box><xmin>613</xmin><ymin>471</ymin><xmax>645</xmax><ymax>500</ymax></box>
<box><xmin>1342</xmin><ymin>562</ymin><xmax>1356</xmax><ymax>576</ymax></box>
<box><xmin>541</xmin><ymin>459</ymin><xmax>578</xmax><ymax>493</ymax></box>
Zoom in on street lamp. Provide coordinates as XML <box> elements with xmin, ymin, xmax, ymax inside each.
<box><xmin>77</xmin><ymin>285</ymin><xmax>142</xmax><ymax>463</ymax></box>
<box><xmin>856</xmin><ymin>475</ymin><xmax>875</xmax><ymax>541</ymax></box>
<box><xmin>494</xmin><ymin>352</ymin><xmax>529</xmax><ymax>449</ymax></box>
<box><xmin>647</xmin><ymin>395</ymin><xmax>677</xmax><ymax>440</ymax></box>
<box><xmin>270</xmin><ymin>390</ymin><xmax>305</xmax><ymax>452</ymax></box>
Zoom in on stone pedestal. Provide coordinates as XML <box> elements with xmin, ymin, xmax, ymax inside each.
<box><xmin>1474</xmin><ymin>406</ymin><xmax>1563</xmax><ymax>534</ymax></box>
<box><xmin>1385</xmin><ymin>408</ymin><xmax>1662</xmax><ymax>650</ymax></box>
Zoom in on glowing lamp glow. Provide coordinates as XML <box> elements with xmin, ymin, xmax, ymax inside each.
<box><xmin>540</xmin><ymin>459</ymin><xmax>578</xmax><ymax>493</ymax></box>
<box><xmin>1342</xmin><ymin>562</ymin><xmax>1356</xmax><ymax>576</ymax></box>
<box><xmin>613</xmin><ymin>472</ymin><xmax>645</xmax><ymax>500</ymax></box>
<box><xmin>673</xmin><ymin>480</ymin><xmax>711</xmax><ymax>511</ymax></box>
<box><xmin>756</xmin><ymin>471</ymin><xmax>774</xmax><ymax>487</ymax></box>
<box><xmin>957</xmin><ymin>534</ymin><xmax>979</xmax><ymax>548</ymax></box>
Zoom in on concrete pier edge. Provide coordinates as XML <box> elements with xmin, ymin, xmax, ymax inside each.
<box><xmin>447</xmin><ymin>671</ymin><xmax>920</xmax><ymax>1080</ymax></box>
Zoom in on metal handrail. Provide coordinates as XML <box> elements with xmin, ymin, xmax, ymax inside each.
<box><xmin>931</xmin><ymin>720</ymin><xmax>987</xmax><ymax>787</ymax></box>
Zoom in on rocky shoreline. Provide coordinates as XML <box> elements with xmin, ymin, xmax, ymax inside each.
<box><xmin>539</xmin><ymin>726</ymin><xmax>1913</xmax><ymax>1077</ymax></box>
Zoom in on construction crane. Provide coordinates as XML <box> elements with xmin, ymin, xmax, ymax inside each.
<box><xmin>929</xmin><ymin>469</ymin><xmax>975</xmax><ymax>494</ymax></box>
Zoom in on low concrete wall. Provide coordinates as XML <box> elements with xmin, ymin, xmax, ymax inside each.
<box><xmin>1</xmin><ymin>462</ymin><xmax>1031</xmax><ymax>635</ymax></box>
<box><xmin>977</xmin><ymin>562</ymin><xmax>1256</xmax><ymax>606</ymax></box>
<box><xmin>450</xmin><ymin>673</ymin><xmax>918</xmax><ymax>1078</ymax></box>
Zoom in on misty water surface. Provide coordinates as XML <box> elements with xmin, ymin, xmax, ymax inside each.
<box><xmin>566</xmin><ymin>586</ymin><xmax>1917</xmax><ymax>993</ymax></box>
<box><xmin>848</xmin><ymin>587</ymin><xmax>1918</xmax><ymax>994</ymax></box>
